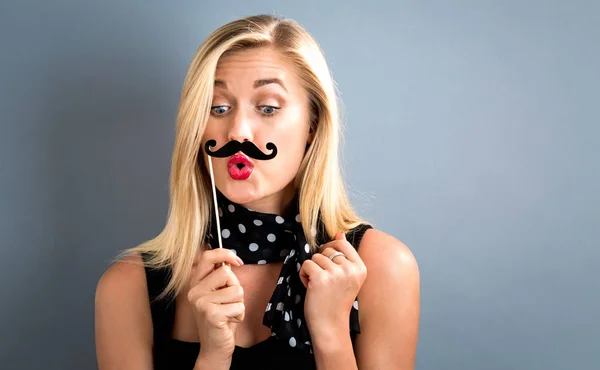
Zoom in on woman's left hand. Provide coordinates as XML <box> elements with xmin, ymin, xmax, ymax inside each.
<box><xmin>299</xmin><ymin>231</ymin><xmax>367</xmax><ymax>343</ymax></box>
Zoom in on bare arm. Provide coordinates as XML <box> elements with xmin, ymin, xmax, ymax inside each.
<box><xmin>95</xmin><ymin>253</ymin><xmax>154</xmax><ymax>370</ymax></box>
<box><xmin>354</xmin><ymin>229</ymin><xmax>421</xmax><ymax>369</ymax></box>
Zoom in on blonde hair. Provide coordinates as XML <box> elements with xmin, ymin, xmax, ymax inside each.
<box><xmin>121</xmin><ymin>14</ymin><xmax>369</xmax><ymax>300</ymax></box>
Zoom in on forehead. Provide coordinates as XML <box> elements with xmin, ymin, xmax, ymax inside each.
<box><xmin>214</xmin><ymin>47</ymin><xmax>300</xmax><ymax>88</ymax></box>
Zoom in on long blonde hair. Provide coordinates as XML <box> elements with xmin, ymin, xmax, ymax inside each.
<box><xmin>122</xmin><ymin>14</ymin><xmax>368</xmax><ymax>300</ymax></box>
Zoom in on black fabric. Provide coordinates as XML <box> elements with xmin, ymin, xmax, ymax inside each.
<box><xmin>143</xmin><ymin>223</ymin><xmax>372</xmax><ymax>369</ymax></box>
<box><xmin>207</xmin><ymin>189</ymin><xmax>359</xmax><ymax>353</ymax></box>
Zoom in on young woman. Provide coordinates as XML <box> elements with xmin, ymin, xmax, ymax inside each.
<box><xmin>95</xmin><ymin>14</ymin><xmax>420</xmax><ymax>370</ymax></box>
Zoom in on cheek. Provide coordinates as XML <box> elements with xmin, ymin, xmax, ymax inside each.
<box><xmin>266</xmin><ymin>129</ymin><xmax>308</xmax><ymax>174</ymax></box>
<box><xmin>276</xmin><ymin>113</ymin><xmax>311</xmax><ymax>170</ymax></box>
<box><xmin>202</xmin><ymin>120</ymin><xmax>224</xmax><ymax>141</ymax></box>
<box><xmin>200</xmin><ymin>124</ymin><xmax>224</xmax><ymax>171</ymax></box>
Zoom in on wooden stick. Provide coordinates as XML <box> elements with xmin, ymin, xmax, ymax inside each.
<box><xmin>207</xmin><ymin>156</ymin><xmax>223</xmax><ymax>250</ymax></box>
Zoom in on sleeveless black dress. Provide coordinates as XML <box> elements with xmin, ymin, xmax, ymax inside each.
<box><xmin>143</xmin><ymin>224</ymin><xmax>372</xmax><ymax>369</ymax></box>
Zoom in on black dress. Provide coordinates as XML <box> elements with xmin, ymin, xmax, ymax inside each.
<box><xmin>143</xmin><ymin>224</ymin><xmax>372</xmax><ymax>369</ymax></box>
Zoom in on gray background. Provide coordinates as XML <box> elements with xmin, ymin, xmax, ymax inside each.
<box><xmin>1</xmin><ymin>0</ymin><xmax>598</xmax><ymax>369</ymax></box>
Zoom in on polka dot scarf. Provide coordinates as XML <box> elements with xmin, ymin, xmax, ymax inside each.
<box><xmin>207</xmin><ymin>189</ymin><xmax>361</xmax><ymax>353</ymax></box>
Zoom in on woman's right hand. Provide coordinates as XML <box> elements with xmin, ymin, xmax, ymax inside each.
<box><xmin>187</xmin><ymin>248</ymin><xmax>245</xmax><ymax>367</ymax></box>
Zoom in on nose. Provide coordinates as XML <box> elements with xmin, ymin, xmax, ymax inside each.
<box><xmin>228</xmin><ymin>106</ymin><xmax>254</xmax><ymax>143</ymax></box>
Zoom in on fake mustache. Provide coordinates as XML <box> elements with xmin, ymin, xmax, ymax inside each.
<box><xmin>204</xmin><ymin>140</ymin><xmax>278</xmax><ymax>160</ymax></box>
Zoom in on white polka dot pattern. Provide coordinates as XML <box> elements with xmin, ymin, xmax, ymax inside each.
<box><xmin>205</xmin><ymin>189</ymin><xmax>367</xmax><ymax>353</ymax></box>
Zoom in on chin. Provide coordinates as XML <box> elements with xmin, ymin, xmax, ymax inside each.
<box><xmin>213</xmin><ymin>170</ymin><xmax>296</xmax><ymax>210</ymax></box>
<box><xmin>217</xmin><ymin>179</ymin><xmax>261</xmax><ymax>205</ymax></box>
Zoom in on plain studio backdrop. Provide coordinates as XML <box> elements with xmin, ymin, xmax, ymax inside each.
<box><xmin>1</xmin><ymin>1</ymin><xmax>598</xmax><ymax>369</ymax></box>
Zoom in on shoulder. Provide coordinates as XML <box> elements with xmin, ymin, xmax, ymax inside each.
<box><xmin>354</xmin><ymin>228</ymin><xmax>420</xmax><ymax>367</ymax></box>
<box><xmin>358</xmin><ymin>228</ymin><xmax>419</xmax><ymax>283</ymax></box>
<box><xmin>355</xmin><ymin>227</ymin><xmax>420</xmax><ymax>321</ymax></box>
<box><xmin>95</xmin><ymin>252</ymin><xmax>152</xmax><ymax>325</ymax></box>
<box><xmin>96</xmin><ymin>252</ymin><xmax>149</xmax><ymax>303</ymax></box>
<box><xmin>95</xmin><ymin>252</ymin><xmax>154</xmax><ymax>367</ymax></box>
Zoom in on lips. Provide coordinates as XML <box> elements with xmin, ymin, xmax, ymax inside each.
<box><xmin>227</xmin><ymin>153</ymin><xmax>254</xmax><ymax>180</ymax></box>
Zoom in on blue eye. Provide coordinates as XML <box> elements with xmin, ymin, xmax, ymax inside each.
<box><xmin>259</xmin><ymin>105</ymin><xmax>279</xmax><ymax>116</ymax></box>
<box><xmin>211</xmin><ymin>106</ymin><xmax>230</xmax><ymax>115</ymax></box>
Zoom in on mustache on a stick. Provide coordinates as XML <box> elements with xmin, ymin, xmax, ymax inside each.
<box><xmin>204</xmin><ymin>139</ymin><xmax>278</xmax><ymax>160</ymax></box>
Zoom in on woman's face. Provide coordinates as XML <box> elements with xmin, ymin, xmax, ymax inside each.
<box><xmin>201</xmin><ymin>47</ymin><xmax>313</xmax><ymax>213</ymax></box>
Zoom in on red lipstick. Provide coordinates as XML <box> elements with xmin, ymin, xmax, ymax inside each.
<box><xmin>227</xmin><ymin>153</ymin><xmax>254</xmax><ymax>180</ymax></box>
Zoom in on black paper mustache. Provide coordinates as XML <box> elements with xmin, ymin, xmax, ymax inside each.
<box><xmin>204</xmin><ymin>140</ymin><xmax>278</xmax><ymax>160</ymax></box>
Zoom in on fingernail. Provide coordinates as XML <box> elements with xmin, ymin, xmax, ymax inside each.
<box><xmin>237</xmin><ymin>257</ymin><xmax>244</xmax><ymax>265</ymax></box>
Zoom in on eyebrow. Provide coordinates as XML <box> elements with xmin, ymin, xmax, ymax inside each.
<box><xmin>214</xmin><ymin>80</ymin><xmax>227</xmax><ymax>89</ymax></box>
<box><xmin>214</xmin><ymin>78</ymin><xmax>288</xmax><ymax>92</ymax></box>
<box><xmin>254</xmin><ymin>78</ymin><xmax>288</xmax><ymax>92</ymax></box>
